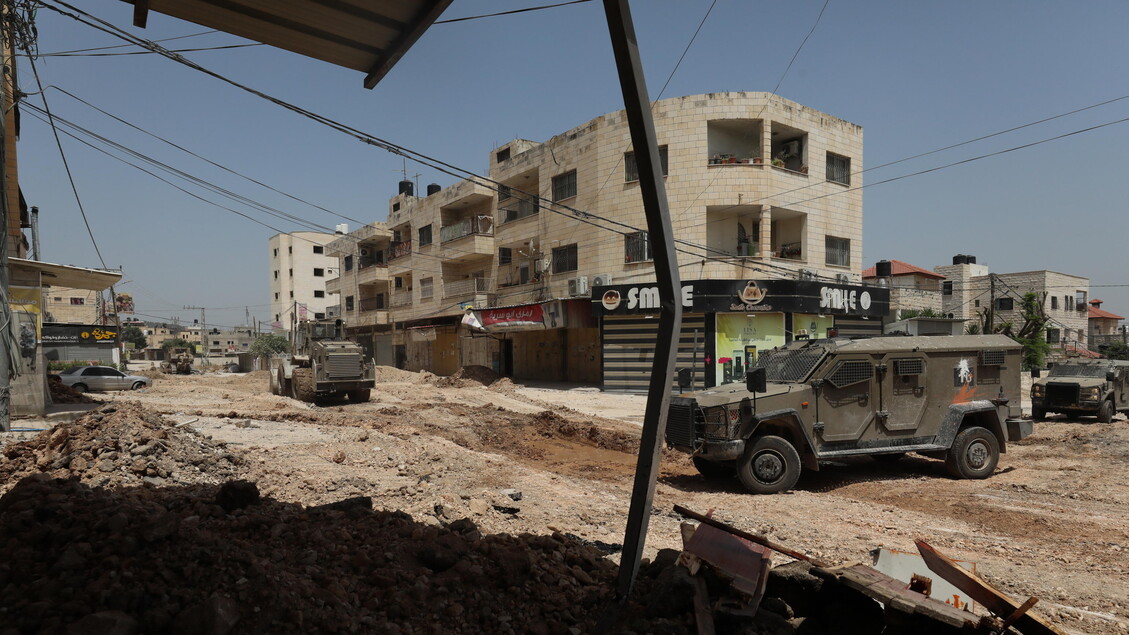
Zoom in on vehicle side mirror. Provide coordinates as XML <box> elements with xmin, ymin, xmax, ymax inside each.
<box><xmin>746</xmin><ymin>367</ymin><xmax>767</xmax><ymax>394</ymax></box>
<box><xmin>677</xmin><ymin>368</ymin><xmax>692</xmax><ymax>391</ymax></box>
<box><xmin>1107</xmin><ymin>371</ymin><xmax>1116</xmax><ymax>382</ymax></box>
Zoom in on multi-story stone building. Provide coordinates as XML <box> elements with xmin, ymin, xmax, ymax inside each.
<box><xmin>43</xmin><ymin>286</ymin><xmax>103</xmax><ymax>324</ymax></box>
<box><xmin>862</xmin><ymin>259</ymin><xmax>945</xmax><ymax>320</ymax></box>
<box><xmin>328</xmin><ymin>92</ymin><xmax>886</xmax><ymax>390</ymax></box>
<box><xmin>268</xmin><ymin>231</ymin><xmax>341</xmax><ymax>328</ymax></box>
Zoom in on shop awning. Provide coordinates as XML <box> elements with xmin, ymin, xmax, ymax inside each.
<box><xmin>120</xmin><ymin>0</ymin><xmax>452</xmax><ymax>89</ymax></box>
<box><xmin>10</xmin><ymin>258</ymin><xmax>122</xmax><ymax>291</ymax></box>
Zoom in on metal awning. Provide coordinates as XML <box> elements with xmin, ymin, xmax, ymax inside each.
<box><xmin>119</xmin><ymin>0</ymin><xmax>452</xmax><ymax>88</ymax></box>
<box><xmin>10</xmin><ymin>258</ymin><xmax>122</xmax><ymax>291</ymax></box>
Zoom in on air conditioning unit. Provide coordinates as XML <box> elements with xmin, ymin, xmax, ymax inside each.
<box><xmin>592</xmin><ymin>274</ymin><xmax>613</xmax><ymax>287</ymax></box>
<box><xmin>567</xmin><ymin>276</ymin><xmax>589</xmax><ymax>297</ymax></box>
<box><xmin>799</xmin><ymin>268</ymin><xmax>817</xmax><ymax>280</ymax></box>
<box><xmin>359</xmin><ymin>247</ymin><xmax>370</xmax><ymax>257</ymax></box>
<box><xmin>835</xmin><ymin>273</ymin><xmax>851</xmax><ymax>284</ymax></box>
<box><xmin>780</xmin><ymin>140</ymin><xmax>801</xmax><ymax>158</ymax></box>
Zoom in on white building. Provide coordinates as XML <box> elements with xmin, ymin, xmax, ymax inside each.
<box><xmin>268</xmin><ymin>231</ymin><xmax>341</xmax><ymax>328</ymax></box>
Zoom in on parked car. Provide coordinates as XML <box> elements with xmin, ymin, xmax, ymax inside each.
<box><xmin>55</xmin><ymin>366</ymin><xmax>151</xmax><ymax>393</ymax></box>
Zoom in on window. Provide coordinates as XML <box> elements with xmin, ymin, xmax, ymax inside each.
<box><xmin>289</xmin><ymin>291</ymin><xmax>294</xmax><ymax>298</ymax></box>
<box><xmin>274</xmin><ymin>270</ymin><xmax>279</xmax><ymax>279</ymax></box>
<box><xmin>345</xmin><ymin>296</ymin><xmax>354</xmax><ymax>311</ymax></box>
<box><xmin>1065</xmin><ymin>295</ymin><xmax>1074</xmax><ymax>311</ymax></box>
<box><xmin>1076</xmin><ymin>291</ymin><xmax>1087</xmax><ymax>310</ymax></box>
<box><xmin>498</xmin><ymin>247</ymin><xmax>512</xmax><ymax>265</ymax></box>
<box><xmin>273</xmin><ymin>248</ymin><xmax>278</xmax><ymax>257</ymax></box>
<box><xmin>552</xmin><ymin>244</ymin><xmax>578</xmax><ymax>274</ymax></box>
<box><xmin>313</xmin><ymin>245</ymin><xmax>324</xmax><ymax>254</ymax></box>
<box><xmin>942</xmin><ymin>281</ymin><xmax>953</xmax><ymax>296</ymax></box>
<box><xmin>1047</xmin><ymin>328</ymin><xmax>1061</xmax><ymax>343</ymax></box>
<box><xmin>624</xmin><ymin>146</ymin><xmax>669</xmax><ymax>182</ymax></box>
<box><xmin>344</xmin><ymin>255</ymin><xmax>353</xmax><ymax>271</ymax></box>
<box><xmin>1051</xmin><ymin>296</ymin><xmax>1059</xmax><ymax>310</ymax></box>
<box><xmin>394</xmin><ymin>277</ymin><xmax>404</xmax><ymax>289</ymax></box>
<box><xmin>825</xmin><ymin>236</ymin><xmax>850</xmax><ymax>267</ymax></box>
<box><xmin>393</xmin><ymin>202</ymin><xmax>401</xmax><ymax>212</ymax></box>
<box><xmin>288</xmin><ymin>246</ymin><xmax>292</xmax><ymax>254</ymax></box>
<box><xmin>274</xmin><ymin>292</ymin><xmax>279</xmax><ymax>300</ymax></box>
<box><xmin>314</xmin><ymin>312</ymin><xmax>325</xmax><ymax>320</ymax></box>
<box><xmin>314</xmin><ymin>290</ymin><xmax>325</xmax><ymax>298</ymax></box>
<box><xmin>313</xmin><ymin>268</ymin><xmax>325</xmax><ymax>277</ymax></box>
<box><xmin>70</xmin><ymin>297</ymin><xmax>86</xmax><ymax>305</ymax></box>
<box><xmin>496</xmin><ymin>148</ymin><xmax>510</xmax><ymax>162</ymax></box>
<box><xmin>418</xmin><ymin>224</ymin><xmax>433</xmax><ymax>246</ymax></box>
<box><xmin>826</xmin><ymin>153</ymin><xmax>851</xmax><ymax>185</ymax></box>
<box><xmin>498</xmin><ymin>184</ymin><xmax>511</xmax><ymax>201</ymax></box>
<box><xmin>275</xmin><ymin>314</ymin><xmax>280</xmax><ymax>321</ymax></box>
<box><xmin>975</xmin><ymin>300</ymin><xmax>981</xmax><ymax>307</ymax></box>
<box><xmin>624</xmin><ymin>231</ymin><xmax>652</xmax><ymax>263</ymax></box>
<box><xmin>420</xmin><ymin>278</ymin><xmax>434</xmax><ymax>299</ymax></box>
<box><xmin>519</xmin><ymin>264</ymin><xmax>530</xmax><ymax>285</ymax></box>
<box><xmin>996</xmin><ymin>297</ymin><xmax>1014</xmax><ymax>311</ymax></box>
<box><xmin>552</xmin><ymin>169</ymin><xmax>577</xmax><ymax>201</ymax></box>
<box><xmin>288</xmin><ymin>268</ymin><xmax>293</xmax><ymax>277</ymax></box>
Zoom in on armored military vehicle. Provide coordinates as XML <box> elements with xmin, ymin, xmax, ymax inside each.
<box><xmin>1031</xmin><ymin>359</ymin><xmax>1129</xmax><ymax>422</ymax></box>
<box><xmin>269</xmin><ymin>318</ymin><xmax>375</xmax><ymax>403</ymax></box>
<box><xmin>160</xmin><ymin>348</ymin><xmax>194</xmax><ymax>375</ymax></box>
<box><xmin>666</xmin><ymin>335</ymin><xmax>1032</xmax><ymax>494</ymax></box>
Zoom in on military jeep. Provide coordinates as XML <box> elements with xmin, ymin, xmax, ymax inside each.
<box><xmin>666</xmin><ymin>334</ymin><xmax>1032</xmax><ymax>494</ymax></box>
<box><xmin>1031</xmin><ymin>359</ymin><xmax>1129</xmax><ymax>422</ymax></box>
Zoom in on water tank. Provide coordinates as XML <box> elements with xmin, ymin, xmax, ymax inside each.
<box><xmin>952</xmin><ymin>254</ymin><xmax>965</xmax><ymax>265</ymax></box>
<box><xmin>334</xmin><ymin>223</ymin><xmax>348</xmax><ymax>234</ymax></box>
<box><xmin>398</xmin><ymin>180</ymin><xmax>414</xmax><ymax>196</ymax></box>
<box><xmin>966</xmin><ymin>255</ymin><xmax>976</xmax><ymax>264</ymax></box>
<box><xmin>875</xmin><ymin>260</ymin><xmax>892</xmax><ymax>278</ymax></box>
<box><xmin>426</xmin><ymin>183</ymin><xmax>441</xmax><ymax>196</ymax></box>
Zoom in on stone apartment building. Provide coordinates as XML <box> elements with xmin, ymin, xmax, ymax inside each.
<box><xmin>1088</xmin><ymin>299</ymin><xmax>1125</xmax><ymax>354</ymax></box>
<box><xmin>327</xmin><ymin>92</ymin><xmax>886</xmax><ymax>390</ymax></box>
<box><xmin>861</xmin><ymin>259</ymin><xmax>945</xmax><ymax>320</ymax></box>
<box><xmin>268</xmin><ymin>230</ymin><xmax>341</xmax><ymax>328</ymax></box>
<box><xmin>43</xmin><ymin>286</ymin><xmax>103</xmax><ymax>324</ymax></box>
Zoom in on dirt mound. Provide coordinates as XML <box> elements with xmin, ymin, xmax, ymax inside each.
<box><xmin>0</xmin><ymin>477</ymin><xmax>684</xmax><ymax>634</ymax></box>
<box><xmin>137</xmin><ymin>367</ymin><xmax>166</xmax><ymax>379</ymax></box>
<box><xmin>47</xmin><ymin>376</ymin><xmax>98</xmax><ymax>404</ymax></box>
<box><xmin>435</xmin><ymin>365</ymin><xmax>503</xmax><ymax>388</ymax></box>
<box><xmin>228</xmin><ymin>369</ymin><xmax>270</xmax><ymax>389</ymax></box>
<box><xmin>0</xmin><ymin>402</ymin><xmax>245</xmax><ymax>493</ymax></box>
<box><xmin>375</xmin><ymin>365</ymin><xmax>434</xmax><ymax>383</ymax></box>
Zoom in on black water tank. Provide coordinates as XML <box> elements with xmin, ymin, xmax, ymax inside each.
<box><xmin>426</xmin><ymin>183</ymin><xmax>441</xmax><ymax>196</ymax></box>
<box><xmin>966</xmin><ymin>255</ymin><xmax>976</xmax><ymax>264</ymax></box>
<box><xmin>398</xmin><ymin>180</ymin><xmax>414</xmax><ymax>196</ymax></box>
<box><xmin>875</xmin><ymin>260</ymin><xmax>892</xmax><ymax>278</ymax></box>
<box><xmin>952</xmin><ymin>254</ymin><xmax>967</xmax><ymax>265</ymax></box>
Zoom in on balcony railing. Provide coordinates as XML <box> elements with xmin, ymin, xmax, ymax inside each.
<box><xmin>390</xmin><ymin>290</ymin><xmax>412</xmax><ymax>307</ymax></box>
<box><xmin>389</xmin><ymin>240</ymin><xmax>413</xmax><ymax>260</ymax></box>
<box><xmin>441</xmin><ymin>215</ymin><xmax>494</xmax><ymax>243</ymax></box>
<box><xmin>444</xmin><ymin>278</ymin><xmax>493</xmax><ymax>298</ymax></box>
<box><xmin>501</xmin><ymin>198</ymin><xmax>538</xmax><ymax>223</ymax></box>
<box><xmin>359</xmin><ymin>296</ymin><xmax>386</xmax><ymax>312</ymax></box>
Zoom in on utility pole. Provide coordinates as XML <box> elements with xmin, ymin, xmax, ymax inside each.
<box><xmin>0</xmin><ymin>9</ymin><xmax>14</xmax><ymax>432</ymax></box>
<box><xmin>185</xmin><ymin>305</ymin><xmax>207</xmax><ymax>363</ymax></box>
<box><xmin>988</xmin><ymin>274</ymin><xmax>996</xmax><ymax>334</ymax></box>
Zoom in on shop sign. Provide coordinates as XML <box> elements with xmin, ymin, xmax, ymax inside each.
<box><xmin>41</xmin><ymin>324</ymin><xmax>119</xmax><ymax>346</ymax></box>
<box><xmin>593</xmin><ymin>279</ymin><xmax>888</xmax><ymax>317</ymax></box>
<box><xmin>465</xmin><ymin>301</ymin><xmax>566</xmax><ymax>333</ymax></box>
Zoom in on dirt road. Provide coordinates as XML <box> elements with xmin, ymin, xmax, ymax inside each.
<box><xmin>13</xmin><ymin>367</ymin><xmax>1129</xmax><ymax>633</ymax></box>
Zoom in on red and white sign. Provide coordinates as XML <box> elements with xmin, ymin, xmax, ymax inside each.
<box><xmin>480</xmin><ymin>304</ymin><xmax>544</xmax><ymax>329</ymax></box>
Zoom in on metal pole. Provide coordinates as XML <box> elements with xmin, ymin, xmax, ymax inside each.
<box><xmin>604</xmin><ymin>0</ymin><xmax>683</xmax><ymax>600</ymax></box>
<box><xmin>29</xmin><ymin>206</ymin><xmax>39</xmax><ymax>261</ymax></box>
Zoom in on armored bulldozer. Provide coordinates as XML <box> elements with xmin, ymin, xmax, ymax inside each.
<box><xmin>667</xmin><ymin>334</ymin><xmax>1032</xmax><ymax>494</ymax></box>
<box><xmin>160</xmin><ymin>348</ymin><xmax>194</xmax><ymax>375</ymax></box>
<box><xmin>269</xmin><ymin>318</ymin><xmax>375</xmax><ymax>403</ymax></box>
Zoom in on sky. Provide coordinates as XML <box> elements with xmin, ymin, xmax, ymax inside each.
<box><xmin>15</xmin><ymin>0</ymin><xmax>1129</xmax><ymax>330</ymax></box>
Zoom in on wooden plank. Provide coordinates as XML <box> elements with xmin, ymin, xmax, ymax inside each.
<box><xmin>916</xmin><ymin>540</ymin><xmax>1065</xmax><ymax>635</ymax></box>
<box><xmin>673</xmin><ymin>505</ymin><xmax>830</xmax><ymax>567</ymax></box>
<box><xmin>823</xmin><ymin>565</ymin><xmax>982</xmax><ymax>629</ymax></box>
<box><xmin>692</xmin><ymin>576</ymin><xmax>716</xmax><ymax>635</ymax></box>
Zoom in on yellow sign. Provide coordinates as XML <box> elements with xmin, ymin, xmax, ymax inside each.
<box><xmin>10</xmin><ymin>286</ymin><xmax>42</xmax><ymax>339</ymax></box>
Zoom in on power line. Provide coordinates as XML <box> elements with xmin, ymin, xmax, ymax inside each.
<box><xmin>37</xmin><ymin>29</ymin><xmax>221</xmax><ymax>55</ymax></box>
<box><xmin>434</xmin><ymin>0</ymin><xmax>591</xmax><ymax>24</ymax></box>
<box><xmin>36</xmin><ymin>43</ymin><xmax>264</xmax><ymax>57</ymax></box>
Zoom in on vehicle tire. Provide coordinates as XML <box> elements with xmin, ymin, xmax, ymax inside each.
<box><xmin>347</xmin><ymin>389</ymin><xmax>371</xmax><ymax>403</ymax></box>
<box><xmin>1097</xmin><ymin>400</ymin><xmax>1114</xmax><ymax>423</ymax></box>
<box><xmin>72</xmin><ymin>383</ymin><xmax>88</xmax><ymax>393</ymax></box>
<box><xmin>1032</xmin><ymin>407</ymin><xmax>1046</xmax><ymax>420</ymax></box>
<box><xmin>692</xmin><ymin>456</ymin><xmax>735</xmax><ymax>479</ymax></box>
<box><xmin>945</xmin><ymin>426</ymin><xmax>1000</xmax><ymax>479</ymax></box>
<box><xmin>291</xmin><ymin>368</ymin><xmax>316</xmax><ymax>402</ymax></box>
<box><xmin>737</xmin><ymin>435</ymin><xmax>801</xmax><ymax>494</ymax></box>
<box><xmin>131</xmin><ymin>381</ymin><xmax>146</xmax><ymax>390</ymax></box>
<box><xmin>873</xmin><ymin>452</ymin><xmax>906</xmax><ymax>463</ymax></box>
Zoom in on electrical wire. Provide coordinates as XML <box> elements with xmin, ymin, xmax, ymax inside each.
<box><xmin>37</xmin><ymin>29</ymin><xmax>221</xmax><ymax>55</ymax></box>
<box><xmin>434</xmin><ymin>0</ymin><xmax>591</xmax><ymax>24</ymax></box>
<box><xmin>37</xmin><ymin>43</ymin><xmax>263</xmax><ymax>57</ymax></box>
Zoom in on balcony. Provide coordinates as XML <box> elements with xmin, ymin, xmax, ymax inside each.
<box><xmin>355</xmin><ymin>262</ymin><xmax>389</xmax><ymax>285</ymax></box>
<box><xmin>441</xmin><ymin>216</ymin><xmax>494</xmax><ymax>262</ymax></box>
<box><xmin>324</xmin><ymin>276</ymin><xmax>341</xmax><ymax>295</ymax></box>
<box><xmin>500</xmin><ymin>197</ymin><xmax>538</xmax><ymax>224</ymax></box>
<box><xmin>359</xmin><ymin>296</ymin><xmax>386</xmax><ymax>312</ymax></box>
<box><xmin>389</xmin><ymin>240</ymin><xmax>413</xmax><ymax>261</ymax></box>
<box><xmin>441</xmin><ymin>215</ymin><xmax>493</xmax><ymax>242</ymax></box>
<box><xmin>390</xmin><ymin>290</ymin><xmax>412</xmax><ymax>308</ymax></box>
<box><xmin>444</xmin><ymin>277</ymin><xmax>494</xmax><ymax>299</ymax></box>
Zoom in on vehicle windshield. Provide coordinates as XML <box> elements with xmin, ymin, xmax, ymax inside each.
<box><xmin>310</xmin><ymin>323</ymin><xmax>338</xmax><ymax>340</ymax></box>
<box><xmin>1049</xmin><ymin>364</ymin><xmax>1108</xmax><ymax>378</ymax></box>
<box><xmin>753</xmin><ymin>343</ymin><xmax>829</xmax><ymax>383</ymax></box>
<box><xmin>60</xmin><ymin>367</ymin><xmax>83</xmax><ymax>375</ymax></box>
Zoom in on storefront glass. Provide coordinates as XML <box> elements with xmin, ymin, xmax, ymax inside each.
<box><xmin>714</xmin><ymin>314</ymin><xmax>784</xmax><ymax>385</ymax></box>
<box><xmin>792</xmin><ymin>313</ymin><xmax>835</xmax><ymax>340</ymax></box>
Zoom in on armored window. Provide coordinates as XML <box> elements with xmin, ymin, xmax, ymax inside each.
<box><xmin>980</xmin><ymin>350</ymin><xmax>1006</xmax><ymax>366</ymax></box>
<box><xmin>552</xmin><ymin>169</ymin><xmax>577</xmax><ymax>201</ymax></box>
<box><xmin>826</xmin><ymin>360</ymin><xmax>874</xmax><ymax>388</ymax></box>
<box><xmin>893</xmin><ymin>359</ymin><xmax>924</xmax><ymax>376</ymax></box>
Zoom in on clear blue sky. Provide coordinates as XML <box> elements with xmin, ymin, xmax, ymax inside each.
<box><xmin>17</xmin><ymin>0</ymin><xmax>1129</xmax><ymax>329</ymax></box>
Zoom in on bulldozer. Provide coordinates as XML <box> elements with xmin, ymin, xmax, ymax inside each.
<box><xmin>269</xmin><ymin>318</ymin><xmax>375</xmax><ymax>403</ymax></box>
<box><xmin>160</xmin><ymin>347</ymin><xmax>195</xmax><ymax>375</ymax></box>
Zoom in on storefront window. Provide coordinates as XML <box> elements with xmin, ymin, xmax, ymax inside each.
<box><xmin>714</xmin><ymin>314</ymin><xmax>784</xmax><ymax>385</ymax></box>
<box><xmin>792</xmin><ymin>314</ymin><xmax>834</xmax><ymax>341</ymax></box>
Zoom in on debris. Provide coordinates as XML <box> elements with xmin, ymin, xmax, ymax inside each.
<box><xmin>674</xmin><ymin>504</ymin><xmax>829</xmax><ymax>567</ymax></box>
<box><xmin>916</xmin><ymin>539</ymin><xmax>1066</xmax><ymax>635</ymax></box>
<box><xmin>871</xmin><ymin>546</ymin><xmax>977</xmax><ymax>610</ymax></box>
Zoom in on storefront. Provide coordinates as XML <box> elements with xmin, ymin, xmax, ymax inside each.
<box><xmin>463</xmin><ymin>299</ymin><xmax>599</xmax><ymax>382</ymax></box>
<box><xmin>42</xmin><ymin>323</ymin><xmax>121</xmax><ymax>365</ymax></box>
<box><xmin>593</xmin><ymin>279</ymin><xmax>889</xmax><ymax>392</ymax></box>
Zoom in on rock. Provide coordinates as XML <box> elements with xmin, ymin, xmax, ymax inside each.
<box><xmin>501</xmin><ymin>488</ymin><xmax>523</xmax><ymax>501</ymax></box>
<box><xmin>66</xmin><ymin>610</ymin><xmax>139</xmax><ymax>635</ymax></box>
<box><xmin>644</xmin><ymin>563</ymin><xmax>695</xmax><ymax>618</ymax></box>
<box><xmin>215</xmin><ymin>481</ymin><xmax>260</xmax><ymax>512</ymax></box>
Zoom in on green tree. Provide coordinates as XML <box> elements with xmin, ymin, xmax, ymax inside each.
<box><xmin>161</xmin><ymin>338</ymin><xmax>193</xmax><ymax>350</ymax></box>
<box><xmin>121</xmin><ymin>325</ymin><xmax>148</xmax><ymax>349</ymax></box>
<box><xmin>975</xmin><ymin>292</ymin><xmax>1050</xmax><ymax>369</ymax></box>
<box><xmin>1102</xmin><ymin>341</ymin><xmax>1129</xmax><ymax>361</ymax></box>
<box><xmin>249</xmin><ymin>333</ymin><xmax>289</xmax><ymax>356</ymax></box>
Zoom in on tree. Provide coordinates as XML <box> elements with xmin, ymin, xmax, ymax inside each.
<box><xmin>121</xmin><ymin>326</ymin><xmax>148</xmax><ymax>350</ymax></box>
<box><xmin>1102</xmin><ymin>341</ymin><xmax>1129</xmax><ymax>361</ymax></box>
<box><xmin>974</xmin><ymin>292</ymin><xmax>1050</xmax><ymax>369</ymax></box>
<box><xmin>161</xmin><ymin>338</ymin><xmax>193</xmax><ymax>350</ymax></box>
<box><xmin>898</xmin><ymin>308</ymin><xmax>941</xmax><ymax>320</ymax></box>
<box><xmin>249</xmin><ymin>333</ymin><xmax>289</xmax><ymax>356</ymax></box>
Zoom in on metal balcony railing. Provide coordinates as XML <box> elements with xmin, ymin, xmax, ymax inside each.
<box><xmin>444</xmin><ymin>278</ymin><xmax>493</xmax><ymax>297</ymax></box>
<box><xmin>390</xmin><ymin>290</ymin><xmax>412</xmax><ymax>307</ymax></box>
<box><xmin>359</xmin><ymin>296</ymin><xmax>386</xmax><ymax>312</ymax></box>
<box><xmin>501</xmin><ymin>198</ymin><xmax>538</xmax><ymax>223</ymax></box>
<box><xmin>441</xmin><ymin>215</ymin><xmax>494</xmax><ymax>243</ymax></box>
<box><xmin>389</xmin><ymin>240</ymin><xmax>413</xmax><ymax>260</ymax></box>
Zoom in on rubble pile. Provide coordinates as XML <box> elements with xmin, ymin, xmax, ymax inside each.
<box><xmin>0</xmin><ymin>476</ymin><xmax>645</xmax><ymax>635</ymax></box>
<box><xmin>46</xmin><ymin>376</ymin><xmax>97</xmax><ymax>404</ymax></box>
<box><xmin>434</xmin><ymin>365</ymin><xmax>503</xmax><ymax>388</ymax></box>
<box><xmin>0</xmin><ymin>402</ymin><xmax>245</xmax><ymax>492</ymax></box>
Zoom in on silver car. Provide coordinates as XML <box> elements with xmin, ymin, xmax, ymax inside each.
<box><xmin>56</xmin><ymin>366</ymin><xmax>151</xmax><ymax>393</ymax></box>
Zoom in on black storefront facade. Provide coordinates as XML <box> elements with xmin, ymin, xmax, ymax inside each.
<box><xmin>592</xmin><ymin>279</ymin><xmax>890</xmax><ymax>393</ymax></box>
<box><xmin>42</xmin><ymin>323</ymin><xmax>121</xmax><ymax>365</ymax></box>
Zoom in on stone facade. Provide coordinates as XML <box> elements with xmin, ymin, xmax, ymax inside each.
<box><xmin>268</xmin><ymin>232</ymin><xmax>340</xmax><ymax>327</ymax></box>
<box><xmin>43</xmin><ymin>286</ymin><xmax>102</xmax><ymax>324</ymax></box>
